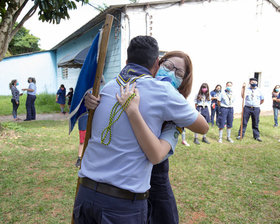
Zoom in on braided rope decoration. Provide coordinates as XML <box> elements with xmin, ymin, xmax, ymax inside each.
<box><xmin>101</xmin><ymin>93</ymin><xmax>136</xmax><ymax>146</ymax></box>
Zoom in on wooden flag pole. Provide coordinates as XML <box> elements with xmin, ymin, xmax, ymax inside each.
<box><xmin>240</xmin><ymin>84</ymin><xmax>246</xmax><ymax>140</ymax></box>
<box><xmin>71</xmin><ymin>14</ymin><xmax>114</xmax><ymax>224</ymax></box>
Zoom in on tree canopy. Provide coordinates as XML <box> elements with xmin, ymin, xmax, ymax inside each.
<box><xmin>0</xmin><ymin>0</ymin><xmax>88</xmax><ymax>61</ymax></box>
<box><xmin>8</xmin><ymin>25</ymin><xmax>41</xmax><ymax>56</ymax></box>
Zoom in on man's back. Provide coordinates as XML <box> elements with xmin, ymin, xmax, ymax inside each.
<box><xmin>79</xmin><ymin>73</ymin><xmax>197</xmax><ymax>193</ymax></box>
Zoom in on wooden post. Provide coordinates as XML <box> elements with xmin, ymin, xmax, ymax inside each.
<box><xmin>240</xmin><ymin>84</ymin><xmax>246</xmax><ymax>140</ymax></box>
<box><xmin>71</xmin><ymin>14</ymin><xmax>114</xmax><ymax>224</ymax></box>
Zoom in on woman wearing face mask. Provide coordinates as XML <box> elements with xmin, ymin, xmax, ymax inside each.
<box><xmin>210</xmin><ymin>84</ymin><xmax>222</xmax><ymax>127</ymax></box>
<box><xmin>272</xmin><ymin>85</ymin><xmax>280</xmax><ymax>127</ymax></box>
<box><xmin>22</xmin><ymin>77</ymin><xmax>37</xmax><ymax>121</ymax></box>
<box><xmin>9</xmin><ymin>79</ymin><xmax>23</xmax><ymax>121</ymax></box>
<box><xmin>193</xmin><ymin>83</ymin><xmax>211</xmax><ymax>145</ymax></box>
<box><xmin>85</xmin><ymin>51</ymin><xmax>208</xmax><ymax>224</ymax></box>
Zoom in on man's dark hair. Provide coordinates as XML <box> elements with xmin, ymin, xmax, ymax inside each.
<box><xmin>127</xmin><ymin>36</ymin><xmax>159</xmax><ymax>70</ymax></box>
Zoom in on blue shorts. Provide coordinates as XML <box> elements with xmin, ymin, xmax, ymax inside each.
<box><xmin>218</xmin><ymin>107</ymin><xmax>234</xmax><ymax>129</ymax></box>
<box><xmin>196</xmin><ymin>106</ymin><xmax>210</xmax><ymax>123</ymax></box>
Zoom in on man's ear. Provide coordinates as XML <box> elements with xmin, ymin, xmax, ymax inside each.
<box><xmin>150</xmin><ymin>58</ymin><xmax>159</xmax><ymax>78</ymax></box>
<box><xmin>126</xmin><ymin>60</ymin><xmax>128</xmax><ymax>65</ymax></box>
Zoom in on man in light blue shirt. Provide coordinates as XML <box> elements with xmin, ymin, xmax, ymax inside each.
<box><xmin>73</xmin><ymin>36</ymin><xmax>202</xmax><ymax>224</ymax></box>
<box><xmin>237</xmin><ymin>78</ymin><xmax>264</xmax><ymax>141</ymax></box>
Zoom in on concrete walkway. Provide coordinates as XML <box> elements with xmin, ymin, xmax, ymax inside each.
<box><xmin>0</xmin><ymin>113</ymin><xmax>69</xmax><ymax>122</ymax></box>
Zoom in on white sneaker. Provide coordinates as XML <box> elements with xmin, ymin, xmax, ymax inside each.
<box><xmin>227</xmin><ymin>137</ymin><xmax>234</xmax><ymax>143</ymax></box>
<box><xmin>218</xmin><ymin>138</ymin><xmax>222</xmax><ymax>143</ymax></box>
<box><xmin>182</xmin><ymin>140</ymin><xmax>190</xmax><ymax>147</ymax></box>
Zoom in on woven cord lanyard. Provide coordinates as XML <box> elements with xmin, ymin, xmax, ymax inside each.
<box><xmin>101</xmin><ymin>93</ymin><xmax>136</xmax><ymax>145</ymax></box>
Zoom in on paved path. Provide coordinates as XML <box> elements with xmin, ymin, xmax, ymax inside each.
<box><xmin>0</xmin><ymin>113</ymin><xmax>69</xmax><ymax>122</ymax></box>
<box><xmin>0</xmin><ymin>110</ymin><xmax>273</xmax><ymax>122</ymax></box>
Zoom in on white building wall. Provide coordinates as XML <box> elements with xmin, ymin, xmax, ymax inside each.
<box><xmin>123</xmin><ymin>0</ymin><xmax>280</xmax><ymax>113</ymax></box>
<box><xmin>0</xmin><ymin>51</ymin><xmax>57</xmax><ymax>95</ymax></box>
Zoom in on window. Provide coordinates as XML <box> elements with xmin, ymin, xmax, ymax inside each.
<box><xmin>62</xmin><ymin>68</ymin><xmax>68</xmax><ymax>79</ymax></box>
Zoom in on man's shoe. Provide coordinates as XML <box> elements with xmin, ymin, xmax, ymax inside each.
<box><xmin>236</xmin><ymin>136</ymin><xmax>241</xmax><ymax>140</ymax></box>
<box><xmin>202</xmin><ymin>137</ymin><xmax>210</xmax><ymax>144</ymax></box>
<box><xmin>255</xmin><ymin>137</ymin><xmax>262</xmax><ymax>142</ymax></box>
<box><xmin>218</xmin><ymin>138</ymin><xmax>223</xmax><ymax>143</ymax></box>
<box><xmin>182</xmin><ymin>140</ymin><xmax>190</xmax><ymax>147</ymax></box>
<box><xmin>273</xmin><ymin>124</ymin><xmax>278</xmax><ymax>128</ymax></box>
<box><xmin>227</xmin><ymin>137</ymin><xmax>234</xmax><ymax>143</ymax></box>
<box><xmin>24</xmin><ymin>119</ymin><xmax>31</xmax><ymax>121</ymax></box>
<box><xmin>75</xmin><ymin>157</ymin><xmax>81</xmax><ymax>167</ymax></box>
<box><xmin>194</xmin><ymin>138</ymin><xmax>200</xmax><ymax>145</ymax></box>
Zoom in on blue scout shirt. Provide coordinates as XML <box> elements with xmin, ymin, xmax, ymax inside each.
<box><xmin>218</xmin><ymin>90</ymin><xmax>234</xmax><ymax>108</ymax></box>
<box><xmin>194</xmin><ymin>94</ymin><xmax>211</xmax><ymax>108</ymax></box>
<box><xmin>79</xmin><ymin>65</ymin><xmax>198</xmax><ymax>193</ymax></box>
<box><xmin>244</xmin><ymin>87</ymin><xmax>264</xmax><ymax>107</ymax></box>
<box><xmin>28</xmin><ymin>82</ymin><xmax>36</xmax><ymax>96</ymax></box>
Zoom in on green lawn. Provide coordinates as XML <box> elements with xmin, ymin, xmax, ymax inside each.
<box><xmin>0</xmin><ymin>117</ymin><xmax>279</xmax><ymax>224</ymax></box>
<box><xmin>0</xmin><ymin>94</ymin><xmax>66</xmax><ymax>116</ymax></box>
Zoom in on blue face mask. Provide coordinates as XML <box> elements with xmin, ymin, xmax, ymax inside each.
<box><xmin>275</xmin><ymin>88</ymin><xmax>279</xmax><ymax>92</ymax></box>
<box><xmin>16</xmin><ymin>83</ymin><xmax>19</xmax><ymax>86</ymax></box>
<box><xmin>226</xmin><ymin>87</ymin><xmax>231</xmax><ymax>92</ymax></box>
<box><xmin>251</xmin><ymin>83</ymin><xmax>257</xmax><ymax>88</ymax></box>
<box><xmin>156</xmin><ymin>67</ymin><xmax>182</xmax><ymax>89</ymax></box>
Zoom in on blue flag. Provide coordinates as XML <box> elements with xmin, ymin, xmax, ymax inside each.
<box><xmin>69</xmin><ymin>32</ymin><xmax>100</xmax><ymax>134</ymax></box>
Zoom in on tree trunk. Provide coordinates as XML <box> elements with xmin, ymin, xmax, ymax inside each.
<box><xmin>0</xmin><ymin>0</ymin><xmax>27</xmax><ymax>61</ymax></box>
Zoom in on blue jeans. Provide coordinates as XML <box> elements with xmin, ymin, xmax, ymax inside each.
<box><xmin>74</xmin><ymin>184</ymin><xmax>148</xmax><ymax>224</ymax></box>
<box><xmin>26</xmin><ymin>94</ymin><xmax>36</xmax><ymax>120</ymax></box>
<box><xmin>238</xmin><ymin>106</ymin><xmax>260</xmax><ymax>139</ymax></box>
<box><xmin>273</xmin><ymin>107</ymin><xmax>279</xmax><ymax>126</ymax></box>
<box><xmin>210</xmin><ymin>103</ymin><xmax>220</xmax><ymax>126</ymax></box>
<box><xmin>148</xmin><ymin>159</ymin><xmax>179</xmax><ymax>224</ymax></box>
<box><xmin>11</xmin><ymin>99</ymin><xmax>19</xmax><ymax>118</ymax></box>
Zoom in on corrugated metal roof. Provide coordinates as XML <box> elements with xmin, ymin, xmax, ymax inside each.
<box><xmin>50</xmin><ymin>0</ymin><xmax>197</xmax><ymax>50</ymax></box>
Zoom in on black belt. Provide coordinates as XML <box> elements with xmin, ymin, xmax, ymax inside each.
<box><xmin>245</xmin><ymin>105</ymin><xmax>257</xmax><ymax>109</ymax></box>
<box><xmin>79</xmin><ymin>177</ymin><xmax>149</xmax><ymax>200</ymax></box>
<box><xmin>197</xmin><ymin>106</ymin><xmax>207</xmax><ymax>108</ymax></box>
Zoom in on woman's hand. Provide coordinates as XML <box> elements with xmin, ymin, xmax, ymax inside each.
<box><xmin>116</xmin><ymin>82</ymin><xmax>140</xmax><ymax>114</ymax></box>
<box><xmin>84</xmin><ymin>93</ymin><xmax>100</xmax><ymax>110</ymax></box>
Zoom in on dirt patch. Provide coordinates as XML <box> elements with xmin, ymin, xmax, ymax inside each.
<box><xmin>185</xmin><ymin>211</ymin><xmax>207</xmax><ymax>224</ymax></box>
<box><xmin>0</xmin><ymin>113</ymin><xmax>69</xmax><ymax>122</ymax></box>
<box><xmin>275</xmin><ymin>190</ymin><xmax>280</xmax><ymax>195</ymax></box>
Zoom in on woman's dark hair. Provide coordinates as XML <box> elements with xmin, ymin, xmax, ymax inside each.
<box><xmin>159</xmin><ymin>51</ymin><xmax>193</xmax><ymax>98</ymax></box>
<box><xmin>28</xmin><ymin>77</ymin><xmax>36</xmax><ymax>84</ymax></box>
<box><xmin>214</xmin><ymin>84</ymin><xmax>222</xmax><ymax>91</ymax></box>
<box><xmin>273</xmin><ymin>85</ymin><xmax>280</xmax><ymax>93</ymax></box>
<box><xmin>197</xmin><ymin>83</ymin><xmax>210</xmax><ymax>101</ymax></box>
<box><xmin>127</xmin><ymin>36</ymin><xmax>159</xmax><ymax>70</ymax></box>
<box><xmin>69</xmin><ymin>87</ymin><xmax>73</xmax><ymax>92</ymax></box>
<box><xmin>60</xmin><ymin>84</ymin><xmax>65</xmax><ymax>89</ymax></box>
<box><xmin>9</xmin><ymin>79</ymin><xmax>17</xmax><ymax>89</ymax></box>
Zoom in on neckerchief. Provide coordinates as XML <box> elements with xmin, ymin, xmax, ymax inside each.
<box><xmin>116</xmin><ymin>63</ymin><xmax>153</xmax><ymax>87</ymax></box>
<box><xmin>225</xmin><ymin>90</ymin><xmax>232</xmax><ymax>105</ymax></box>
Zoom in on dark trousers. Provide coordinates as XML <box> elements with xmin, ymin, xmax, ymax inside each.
<box><xmin>238</xmin><ymin>106</ymin><xmax>260</xmax><ymax>138</ymax></box>
<box><xmin>26</xmin><ymin>94</ymin><xmax>36</xmax><ymax>120</ymax></box>
<box><xmin>218</xmin><ymin>107</ymin><xmax>234</xmax><ymax>129</ymax></box>
<box><xmin>74</xmin><ymin>184</ymin><xmax>147</xmax><ymax>224</ymax></box>
<box><xmin>11</xmin><ymin>99</ymin><xmax>19</xmax><ymax>119</ymax></box>
<box><xmin>148</xmin><ymin>159</ymin><xmax>179</xmax><ymax>224</ymax></box>
<box><xmin>210</xmin><ymin>103</ymin><xmax>220</xmax><ymax>126</ymax></box>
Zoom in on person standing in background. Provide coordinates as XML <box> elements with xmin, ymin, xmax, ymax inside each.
<box><xmin>217</xmin><ymin>81</ymin><xmax>234</xmax><ymax>143</ymax></box>
<box><xmin>75</xmin><ymin>113</ymin><xmax>88</xmax><ymax>168</ymax></box>
<box><xmin>67</xmin><ymin>87</ymin><xmax>74</xmax><ymax>110</ymax></box>
<box><xmin>236</xmin><ymin>78</ymin><xmax>264</xmax><ymax>141</ymax></box>
<box><xmin>193</xmin><ymin>83</ymin><xmax>211</xmax><ymax>145</ymax></box>
<box><xmin>210</xmin><ymin>84</ymin><xmax>222</xmax><ymax>127</ymax></box>
<box><xmin>22</xmin><ymin>77</ymin><xmax>37</xmax><ymax>121</ymax></box>
<box><xmin>56</xmin><ymin>84</ymin><xmax>66</xmax><ymax>114</ymax></box>
<box><xmin>272</xmin><ymin>85</ymin><xmax>280</xmax><ymax>127</ymax></box>
<box><xmin>9</xmin><ymin>79</ymin><xmax>22</xmax><ymax>121</ymax></box>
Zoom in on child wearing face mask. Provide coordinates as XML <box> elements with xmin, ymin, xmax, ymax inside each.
<box><xmin>193</xmin><ymin>83</ymin><xmax>211</xmax><ymax>144</ymax></box>
<box><xmin>9</xmin><ymin>79</ymin><xmax>23</xmax><ymax>121</ymax></box>
<box><xmin>272</xmin><ymin>85</ymin><xmax>280</xmax><ymax>127</ymax></box>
